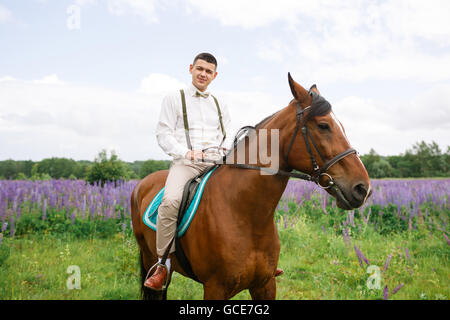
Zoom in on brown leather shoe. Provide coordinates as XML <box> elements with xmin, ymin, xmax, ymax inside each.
<box><xmin>144</xmin><ymin>265</ymin><xmax>168</xmax><ymax>291</ymax></box>
<box><xmin>275</xmin><ymin>268</ymin><xmax>284</xmax><ymax>277</ymax></box>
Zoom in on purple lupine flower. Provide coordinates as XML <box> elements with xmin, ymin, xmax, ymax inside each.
<box><xmin>383</xmin><ymin>254</ymin><xmax>392</xmax><ymax>272</ymax></box>
<box><xmin>406</xmin><ymin>266</ymin><xmax>414</xmax><ymax>275</ymax></box>
<box><xmin>122</xmin><ymin>222</ymin><xmax>126</xmax><ymax>237</ymax></box>
<box><xmin>443</xmin><ymin>233</ymin><xmax>450</xmax><ymax>246</ymax></box>
<box><xmin>383</xmin><ymin>285</ymin><xmax>389</xmax><ymax>300</ymax></box>
<box><xmin>16</xmin><ymin>204</ymin><xmax>21</xmax><ymax>219</ymax></box>
<box><xmin>70</xmin><ymin>210</ymin><xmax>76</xmax><ymax>225</ymax></box>
<box><xmin>354</xmin><ymin>245</ymin><xmax>363</xmax><ymax>267</ymax></box>
<box><xmin>342</xmin><ymin>228</ymin><xmax>351</xmax><ymax>246</ymax></box>
<box><xmin>391</xmin><ymin>283</ymin><xmax>404</xmax><ymax>295</ymax></box>
<box><xmin>89</xmin><ymin>202</ymin><xmax>95</xmax><ymax>219</ymax></box>
<box><xmin>353</xmin><ymin>245</ymin><xmax>369</xmax><ymax>267</ymax></box>
<box><xmin>106</xmin><ymin>206</ymin><xmax>112</xmax><ymax>220</ymax></box>
<box><xmin>0</xmin><ymin>233</ymin><xmax>3</xmax><ymax>248</ymax></box>
<box><xmin>321</xmin><ymin>197</ymin><xmax>328</xmax><ymax>215</ymax></box>
<box><xmin>405</xmin><ymin>248</ymin><xmax>411</xmax><ymax>262</ymax></box>
<box><xmin>9</xmin><ymin>217</ymin><xmax>15</xmax><ymax>237</ymax></box>
<box><xmin>321</xmin><ymin>225</ymin><xmax>327</xmax><ymax>234</ymax></box>
<box><xmin>1</xmin><ymin>222</ymin><xmax>7</xmax><ymax>233</ymax></box>
<box><xmin>81</xmin><ymin>195</ymin><xmax>86</xmax><ymax>219</ymax></box>
<box><xmin>349</xmin><ymin>210</ymin><xmax>355</xmax><ymax>227</ymax></box>
<box><xmin>42</xmin><ymin>198</ymin><xmax>47</xmax><ymax>220</ymax></box>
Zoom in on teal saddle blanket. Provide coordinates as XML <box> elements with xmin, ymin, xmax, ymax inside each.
<box><xmin>143</xmin><ymin>167</ymin><xmax>217</xmax><ymax>237</ymax></box>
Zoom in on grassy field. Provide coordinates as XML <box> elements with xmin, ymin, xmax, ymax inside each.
<box><xmin>1</xmin><ymin>210</ymin><xmax>448</xmax><ymax>300</ymax></box>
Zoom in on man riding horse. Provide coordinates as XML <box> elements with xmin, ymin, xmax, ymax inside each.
<box><xmin>144</xmin><ymin>52</ymin><xmax>283</xmax><ymax>290</ymax></box>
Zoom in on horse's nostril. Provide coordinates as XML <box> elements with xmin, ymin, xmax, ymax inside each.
<box><xmin>352</xmin><ymin>183</ymin><xmax>368</xmax><ymax>201</ymax></box>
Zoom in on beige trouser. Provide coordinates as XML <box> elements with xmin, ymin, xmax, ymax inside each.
<box><xmin>156</xmin><ymin>159</ymin><xmax>214</xmax><ymax>256</ymax></box>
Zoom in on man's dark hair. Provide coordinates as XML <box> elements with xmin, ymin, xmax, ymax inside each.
<box><xmin>193</xmin><ymin>53</ymin><xmax>217</xmax><ymax>68</ymax></box>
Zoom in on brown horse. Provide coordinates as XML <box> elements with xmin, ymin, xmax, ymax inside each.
<box><xmin>130</xmin><ymin>75</ymin><xmax>371</xmax><ymax>300</ymax></box>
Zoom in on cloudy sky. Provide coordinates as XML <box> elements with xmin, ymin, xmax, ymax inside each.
<box><xmin>1</xmin><ymin>0</ymin><xmax>449</xmax><ymax>161</ymax></box>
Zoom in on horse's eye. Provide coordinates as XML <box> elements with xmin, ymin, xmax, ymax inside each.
<box><xmin>318</xmin><ymin>123</ymin><xmax>330</xmax><ymax>131</ymax></box>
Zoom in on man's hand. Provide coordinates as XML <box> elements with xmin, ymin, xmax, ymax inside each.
<box><xmin>185</xmin><ymin>150</ymin><xmax>205</xmax><ymax>161</ymax></box>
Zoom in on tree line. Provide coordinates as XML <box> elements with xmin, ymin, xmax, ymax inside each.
<box><xmin>360</xmin><ymin>141</ymin><xmax>449</xmax><ymax>178</ymax></box>
<box><xmin>0</xmin><ymin>141</ymin><xmax>448</xmax><ymax>182</ymax></box>
<box><xmin>0</xmin><ymin>149</ymin><xmax>170</xmax><ymax>184</ymax></box>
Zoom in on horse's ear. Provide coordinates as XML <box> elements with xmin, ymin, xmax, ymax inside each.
<box><xmin>309</xmin><ymin>84</ymin><xmax>321</xmax><ymax>95</ymax></box>
<box><xmin>288</xmin><ymin>72</ymin><xmax>310</xmax><ymax>103</ymax></box>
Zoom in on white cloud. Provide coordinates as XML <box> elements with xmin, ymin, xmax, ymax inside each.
<box><xmin>381</xmin><ymin>1</ymin><xmax>450</xmax><ymax>45</ymax></box>
<box><xmin>183</xmin><ymin>0</ymin><xmax>450</xmax><ymax>84</ymax></box>
<box><xmin>186</xmin><ymin>0</ymin><xmax>301</xmax><ymax>29</ymax></box>
<box><xmin>140</xmin><ymin>73</ymin><xmax>185</xmax><ymax>95</ymax></box>
<box><xmin>32</xmin><ymin>74</ymin><xmax>65</xmax><ymax>85</ymax></box>
<box><xmin>1</xmin><ymin>74</ymin><xmax>448</xmax><ymax>161</ymax></box>
<box><xmin>0</xmin><ymin>74</ymin><xmax>278</xmax><ymax>161</ymax></box>
<box><xmin>0</xmin><ymin>76</ymin><xmax>16</xmax><ymax>82</ymax></box>
<box><xmin>76</xmin><ymin>0</ymin><xmax>160</xmax><ymax>23</ymax></box>
<box><xmin>0</xmin><ymin>75</ymin><xmax>166</xmax><ymax>161</ymax></box>
<box><xmin>107</xmin><ymin>0</ymin><xmax>159</xmax><ymax>23</ymax></box>
<box><xmin>0</xmin><ymin>4</ymin><xmax>12</xmax><ymax>23</ymax></box>
<box><xmin>333</xmin><ymin>90</ymin><xmax>450</xmax><ymax>155</ymax></box>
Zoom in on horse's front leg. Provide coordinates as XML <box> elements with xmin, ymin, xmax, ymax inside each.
<box><xmin>249</xmin><ymin>277</ymin><xmax>276</xmax><ymax>300</ymax></box>
<box><xmin>203</xmin><ymin>280</ymin><xmax>233</xmax><ymax>300</ymax></box>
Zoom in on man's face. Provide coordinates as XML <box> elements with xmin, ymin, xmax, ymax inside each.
<box><xmin>189</xmin><ymin>59</ymin><xmax>217</xmax><ymax>92</ymax></box>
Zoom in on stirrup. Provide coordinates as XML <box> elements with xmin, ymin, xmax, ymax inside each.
<box><xmin>145</xmin><ymin>262</ymin><xmax>169</xmax><ymax>290</ymax></box>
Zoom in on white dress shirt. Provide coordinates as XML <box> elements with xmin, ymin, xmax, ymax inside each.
<box><xmin>156</xmin><ymin>83</ymin><xmax>232</xmax><ymax>160</ymax></box>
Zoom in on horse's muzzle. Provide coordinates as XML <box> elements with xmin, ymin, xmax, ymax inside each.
<box><xmin>333</xmin><ymin>180</ymin><xmax>371</xmax><ymax>210</ymax></box>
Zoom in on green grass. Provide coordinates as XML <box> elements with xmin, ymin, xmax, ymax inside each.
<box><xmin>1</xmin><ymin>211</ymin><xmax>448</xmax><ymax>300</ymax></box>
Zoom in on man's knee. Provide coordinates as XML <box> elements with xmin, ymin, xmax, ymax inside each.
<box><xmin>160</xmin><ymin>195</ymin><xmax>181</xmax><ymax>211</ymax></box>
<box><xmin>158</xmin><ymin>195</ymin><xmax>181</xmax><ymax>224</ymax></box>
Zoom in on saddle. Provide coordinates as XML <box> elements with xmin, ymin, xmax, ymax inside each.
<box><xmin>174</xmin><ymin>164</ymin><xmax>218</xmax><ymax>282</ymax></box>
<box><xmin>178</xmin><ymin>164</ymin><xmax>217</xmax><ymax>223</ymax></box>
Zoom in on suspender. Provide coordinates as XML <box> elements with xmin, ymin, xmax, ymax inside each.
<box><xmin>180</xmin><ymin>89</ymin><xmax>226</xmax><ymax>150</ymax></box>
<box><xmin>180</xmin><ymin>90</ymin><xmax>192</xmax><ymax>150</ymax></box>
<box><xmin>211</xmin><ymin>95</ymin><xmax>227</xmax><ymax>142</ymax></box>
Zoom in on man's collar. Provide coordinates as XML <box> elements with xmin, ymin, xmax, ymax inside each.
<box><xmin>188</xmin><ymin>83</ymin><xmax>210</xmax><ymax>98</ymax></box>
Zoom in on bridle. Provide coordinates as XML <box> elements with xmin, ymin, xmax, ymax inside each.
<box><xmin>283</xmin><ymin>92</ymin><xmax>357</xmax><ymax>189</ymax></box>
<box><xmin>202</xmin><ymin>91</ymin><xmax>357</xmax><ymax>203</ymax></box>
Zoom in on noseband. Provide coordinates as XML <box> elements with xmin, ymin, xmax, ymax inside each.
<box><xmin>283</xmin><ymin>94</ymin><xmax>357</xmax><ymax>189</ymax></box>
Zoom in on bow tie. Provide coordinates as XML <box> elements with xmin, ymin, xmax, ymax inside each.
<box><xmin>195</xmin><ymin>91</ymin><xmax>209</xmax><ymax>98</ymax></box>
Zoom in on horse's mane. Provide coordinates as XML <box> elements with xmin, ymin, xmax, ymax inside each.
<box><xmin>256</xmin><ymin>93</ymin><xmax>331</xmax><ymax>128</ymax></box>
<box><xmin>227</xmin><ymin>92</ymin><xmax>332</xmax><ymax>153</ymax></box>
<box><xmin>304</xmin><ymin>92</ymin><xmax>332</xmax><ymax>121</ymax></box>
<box><xmin>254</xmin><ymin>110</ymin><xmax>282</xmax><ymax>128</ymax></box>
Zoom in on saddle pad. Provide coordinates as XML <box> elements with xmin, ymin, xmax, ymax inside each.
<box><xmin>143</xmin><ymin>167</ymin><xmax>217</xmax><ymax>237</ymax></box>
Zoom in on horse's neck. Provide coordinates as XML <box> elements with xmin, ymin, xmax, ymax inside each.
<box><xmin>219</xmin><ymin>112</ymin><xmax>292</xmax><ymax>225</ymax></box>
<box><xmin>219</xmin><ymin>166</ymin><xmax>290</xmax><ymax>225</ymax></box>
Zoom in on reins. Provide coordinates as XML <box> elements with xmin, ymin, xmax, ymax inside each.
<box><xmin>201</xmin><ymin>91</ymin><xmax>357</xmax><ymax>194</ymax></box>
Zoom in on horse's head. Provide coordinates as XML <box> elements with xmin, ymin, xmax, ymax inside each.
<box><xmin>283</xmin><ymin>73</ymin><xmax>371</xmax><ymax>209</ymax></box>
